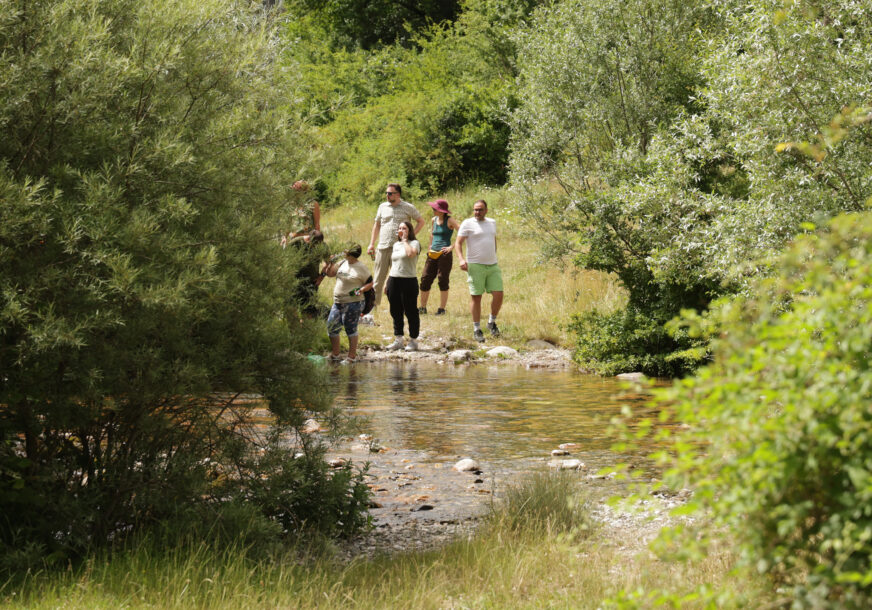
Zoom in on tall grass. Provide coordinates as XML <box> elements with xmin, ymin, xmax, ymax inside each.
<box><xmin>321</xmin><ymin>185</ymin><xmax>625</xmax><ymax>348</ymax></box>
<box><xmin>3</xmin><ymin>474</ymin><xmax>760</xmax><ymax>609</ymax></box>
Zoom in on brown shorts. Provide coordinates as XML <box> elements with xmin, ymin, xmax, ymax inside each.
<box><xmin>420</xmin><ymin>251</ymin><xmax>453</xmax><ymax>292</ymax></box>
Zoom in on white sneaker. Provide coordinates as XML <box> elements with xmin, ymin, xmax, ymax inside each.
<box><xmin>386</xmin><ymin>337</ymin><xmax>404</xmax><ymax>351</ymax></box>
<box><xmin>404</xmin><ymin>339</ymin><xmax>418</xmax><ymax>352</ymax></box>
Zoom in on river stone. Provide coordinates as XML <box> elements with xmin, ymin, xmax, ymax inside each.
<box><xmin>559</xmin><ymin>443</ymin><xmax>579</xmax><ymax>450</ymax></box>
<box><xmin>486</xmin><ymin>346</ymin><xmax>519</xmax><ymax>358</ymax></box>
<box><xmin>328</xmin><ymin>457</ymin><xmax>347</xmax><ymax>468</ymax></box>
<box><xmin>551</xmin><ymin>449</ymin><xmax>571</xmax><ymax>456</ymax></box>
<box><xmin>302</xmin><ymin>418</ymin><xmax>322</xmax><ymax>434</ymax></box>
<box><xmin>453</xmin><ymin>458</ymin><xmax>480</xmax><ymax>472</ymax></box>
<box><xmin>526</xmin><ymin>339</ymin><xmax>557</xmax><ymax>350</ymax></box>
<box><xmin>548</xmin><ymin>458</ymin><xmax>584</xmax><ymax>470</ymax></box>
<box><xmin>616</xmin><ymin>372</ymin><xmax>645</xmax><ymax>381</ymax></box>
<box><xmin>448</xmin><ymin>349</ymin><xmax>472</xmax><ymax>363</ymax></box>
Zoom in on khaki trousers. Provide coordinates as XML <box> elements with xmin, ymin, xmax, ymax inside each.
<box><xmin>372</xmin><ymin>247</ymin><xmax>393</xmax><ymax>308</ymax></box>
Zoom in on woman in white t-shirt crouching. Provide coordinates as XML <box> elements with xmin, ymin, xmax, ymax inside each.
<box><xmin>322</xmin><ymin>244</ymin><xmax>372</xmax><ymax>363</ymax></box>
<box><xmin>385</xmin><ymin>221</ymin><xmax>421</xmax><ymax>351</ymax></box>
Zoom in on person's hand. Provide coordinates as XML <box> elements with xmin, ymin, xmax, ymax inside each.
<box><xmin>441</xmin><ymin>246</ymin><xmax>451</xmax><ymax>253</ymax></box>
<box><xmin>367</xmin><ymin>244</ymin><xmax>375</xmax><ymax>258</ymax></box>
<box><xmin>459</xmin><ymin>261</ymin><xmax>468</xmax><ymax>271</ymax></box>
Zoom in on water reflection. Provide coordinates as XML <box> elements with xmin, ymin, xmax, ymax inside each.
<box><xmin>328</xmin><ymin>361</ymin><xmax>650</xmax><ymax>466</ymax></box>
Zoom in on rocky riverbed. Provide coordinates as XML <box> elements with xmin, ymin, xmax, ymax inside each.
<box><xmin>310</xmin><ymin>346</ymin><xmax>681</xmax><ymax>561</ymax></box>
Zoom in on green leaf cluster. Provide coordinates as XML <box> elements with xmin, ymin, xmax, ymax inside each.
<box><xmin>0</xmin><ymin>0</ymin><xmax>367</xmax><ymax>564</ymax></box>
<box><xmin>282</xmin><ymin>0</ymin><xmax>542</xmax><ymax>204</ymax></box>
<box><xmin>650</xmin><ymin>210</ymin><xmax>872</xmax><ymax>604</ymax></box>
<box><xmin>509</xmin><ymin>0</ymin><xmax>872</xmax><ymax>375</ymax></box>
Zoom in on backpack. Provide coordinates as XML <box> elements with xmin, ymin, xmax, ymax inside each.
<box><xmin>361</xmin><ymin>275</ymin><xmax>375</xmax><ymax>315</ymax></box>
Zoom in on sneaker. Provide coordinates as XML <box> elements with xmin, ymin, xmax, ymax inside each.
<box><xmin>435</xmin><ymin>308</ymin><xmax>446</xmax><ymax>315</ymax></box>
<box><xmin>328</xmin><ymin>353</ymin><xmax>343</xmax><ymax>362</ymax></box>
<box><xmin>418</xmin><ymin>306</ymin><xmax>427</xmax><ymax>315</ymax></box>
<box><xmin>473</xmin><ymin>329</ymin><xmax>485</xmax><ymax>343</ymax></box>
<box><xmin>404</xmin><ymin>339</ymin><xmax>418</xmax><ymax>352</ymax></box>
<box><xmin>487</xmin><ymin>321</ymin><xmax>500</xmax><ymax>337</ymax></box>
<box><xmin>341</xmin><ymin>356</ymin><xmax>358</xmax><ymax>364</ymax></box>
<box><xmin>386</xmin><ymin>337</ymin><xmax>404</xmax><ymax>351</ymax></box>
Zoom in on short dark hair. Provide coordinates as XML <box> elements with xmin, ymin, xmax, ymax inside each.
<box><xmin>474</xmin><ymin>199</ymin><xmax>487</xmax><ymax>209</ymax></box>
<box><xmin>345</xmin><ymin>243</ymin><xmax>362</xmax><ymax>258</ymax></box>
<box><xmin>387</xmin><ymin>183</ymin><xmax>402</xmax><ymax>195</ymax></box>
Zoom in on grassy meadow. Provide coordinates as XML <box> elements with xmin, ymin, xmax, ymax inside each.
<box><xmin>2</xmin><ymin>474</ymin><xmax>757</xmax><ymax>609</ymax></box>
<box><xmin>317</xmin><ymin>186</ymin><xmax>625</xmax><ymax>350</ymax></box>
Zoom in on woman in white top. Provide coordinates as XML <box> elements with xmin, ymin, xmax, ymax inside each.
<box><xmin>384</xmin><ymin>221</ymin><xmax>421</xmax><ymax>352</ymax></box>
<box><xmin>322</xmin><ymin>244</ymin><xmax>372</xmax><ymax>363</ymax></box>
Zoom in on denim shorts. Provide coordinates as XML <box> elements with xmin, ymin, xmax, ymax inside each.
<box><xmin>327</xmin><ymin>300</ymin><xmax>364</xmax><ymax>337</ymax></box>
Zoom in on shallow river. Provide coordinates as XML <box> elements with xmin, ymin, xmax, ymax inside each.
<box><xmin>326</xmin><ymin>360</ymin><xmax>653</xmax><ymax>470</ymax></box>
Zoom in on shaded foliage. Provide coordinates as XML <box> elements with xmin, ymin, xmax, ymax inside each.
<box><xmin>0</xmin><ymin>0</ymin><xmax>368</xmax><ymax>566</ymax></box>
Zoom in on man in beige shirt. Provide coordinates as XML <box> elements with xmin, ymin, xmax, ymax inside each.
<box><xmin>367</xmin><ymin>183</ymin><xmax>424</xmax><ymax>310</ymax></box>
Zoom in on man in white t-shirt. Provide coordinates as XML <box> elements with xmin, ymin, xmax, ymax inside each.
<box><xmin>366</xmin><ymin>183</ymin><xmax>424</xmax><ymax>312</ymax></box>
<box><xmin>455</xmin><ymin>199</ymin><xmax>503</xmax><ymax>342</ymax></box>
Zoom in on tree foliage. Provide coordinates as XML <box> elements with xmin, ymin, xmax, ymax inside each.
<box><xmin>0</xmin><ymin>0</ymin><xmax>367</xmax><ymax>565</ymax></box>
<box><xmin>283</xmin><ymin>0</ymin><xmax>543</xmax><ymax>205</ymax></box>
<box><xmin>643</xmin><ymin>210</ymin><xmax>872</xmax><ymax>605</ymax></box>
<box><xmin>509</xmin><ymin>0</ymin><xmax>872</xmax><ymax>375</ymax></box>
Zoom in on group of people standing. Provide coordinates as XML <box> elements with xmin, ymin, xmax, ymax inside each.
<box><xmin>287</xmin><ymin>181</ymin><xmax>504</xmax><ymax>363</ymax></box>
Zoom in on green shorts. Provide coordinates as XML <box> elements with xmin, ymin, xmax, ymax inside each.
<box><xmin>467</xmin><ymin>263</ymin><xmax>503</xmax><ymax>295</ymax></box>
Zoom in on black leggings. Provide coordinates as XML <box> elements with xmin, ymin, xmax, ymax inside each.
<box><xmin>385</xmin><ymin>276</ymin><xmax>420</xmax><ymax>338</ymax></box>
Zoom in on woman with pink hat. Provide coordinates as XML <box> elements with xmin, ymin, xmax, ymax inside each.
<box><xmin>418</xmin><ymin>199</ymin><xmax>461</xmax><ymax>315</ymax></box>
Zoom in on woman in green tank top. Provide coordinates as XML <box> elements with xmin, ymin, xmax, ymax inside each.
<box><xmin>419</xmin><ymin>199</ymin><xmax>461</xmax><ymax>315</ymax></box>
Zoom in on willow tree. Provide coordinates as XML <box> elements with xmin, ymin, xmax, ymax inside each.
<box><xmin>0</xmin><ymin>0</ymin><xmax>367</xmax><ymax>564</ymax></box>
<box><xmin>509</xmin><ymin>0</ymin><xmax>872</xmax><ymax>375</ymax></box>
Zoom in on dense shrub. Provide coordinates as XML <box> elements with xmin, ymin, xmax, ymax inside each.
<box><xmin>649</xmin><ymin>210</ymin><xmax>872</xmax><ymax>604</ymax></box>
<box><xmin>0</xmin><ymin>0</ymin><xmax>368</xmax><ymax>565</ymax></box>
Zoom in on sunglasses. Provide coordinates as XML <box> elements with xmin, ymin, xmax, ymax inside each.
<box><xmin>386</xmin><ymin>191</ymin><xmax>397</xmax><ymax>195</ymax></box>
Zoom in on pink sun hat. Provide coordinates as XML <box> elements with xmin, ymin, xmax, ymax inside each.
<box><xmin>427</xmin><ymin>199</ymin><xmax>450</xmax><ymax>214</ymax></box>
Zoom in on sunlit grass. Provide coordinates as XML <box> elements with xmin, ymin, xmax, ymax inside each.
<box><xmin>321</xmin><ymin>185</ymin><xmax>625</xmax><ymax>350</ymax></box>
<box><xmin>3</xmin><ymin>473</ymin><xmax>761</xmax><ymax>609</ymax></box>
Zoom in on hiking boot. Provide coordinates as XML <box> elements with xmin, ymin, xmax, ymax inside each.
<box><xmin>404</xmin><ymin>339</ymin><xmax>418</xmax><ymax>352</ymax></box>
<box><xmin>487</xmin><ymin>321</ymin><xmax>501</xmax><ymax>337</ymax></box>
<box><xmin>418</xmin><ymin>306</ymin><xmax>427</xmax><ymax>315</ymax></box>
<box><xmin>473</xmin><ymin>329</ymin><xmax>485</xmax><ymax>343</ymax></box>
<box><xmin>386</xmin><ymin>337</ymin><xmax>404</xmax><ymax>351</ymax></box>
<box><xmin>435</xmin><ymin>308</ymin><xmax>446</xmax><ymax>315</ymax></box>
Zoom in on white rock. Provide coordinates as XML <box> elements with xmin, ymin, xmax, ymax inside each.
<box><xmin>358</xmin><ymin>433</ymin><xmax>373</xmax><ymax>442</ymax></box>
<box><xmin>551</xmin><ymin>449</ymin><xmax>571</xmax><ymax>456</ymax></box>
<box><xmin>328</xmin><ymin>458</ymin><xmax>347</xmax><ymax>468</ymax></box>
<box><xmin>548</xmin><ymin>459</ymin><xmax>584</xmax><ymax>470</ymax></box>
<box><xmin>302</xmin><ymin>418</ymin><xmax>322</xmax><ymax>434</ymax></box>
<box><xmin>486</xmin><ymin>346</ymin><xmax>519</xmax><ymax>358</ymax></box>
<box><xmin>558</xmin><ymin>443</ymin><xmax>579</xmax><ymax>450</ymax></box>
<box><xmin>453</xmin><ymin>458</ymin><xmax>480</xmax><ymax>472</ymax></box>
<box><xmin>448</xmin><ymin>349</ymin><xmax>472</xmax><ymax>363</ymax></box>
<box><xmin>616</xmin><ymin>372</ymin><xmax>645</xmax><ymax>381</ymax></box>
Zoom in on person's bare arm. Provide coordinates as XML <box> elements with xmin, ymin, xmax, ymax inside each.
<box><xmin>455</xmin><ymin>234</ymin><xmax>468</xmax><ymax>270</ymax></box>
<box><xmin>367</xmin><ymin>220</ymin><xmax>380</xmax><ymax>258</ymax></box>
<box><xmin>312</xmin><ymin>201</ymin><xmax>321</xmax><ymax>232</ymax></box>
<box><xmin>441</xmin><ymin>217</ymin><xmax>462</xmax><ymax>253</ymax></box>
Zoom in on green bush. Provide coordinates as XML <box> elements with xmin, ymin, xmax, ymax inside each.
<box><xmin>0</xmin><ymin>0</ymin><xmax>368</xmax><ymax>565</ymax></box>
<box><xmin>570</xmin><ymin>306</ymin><xmax>708</xmax><ymax>377</ymax></box>
<box><xmin>649</xmin><ymin>211</ymin><xmax>872</xmax><ymax>604</ymax></box>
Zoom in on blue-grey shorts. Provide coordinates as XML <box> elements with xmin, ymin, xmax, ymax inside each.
<box><xmin>327</xmin><ymin>300</ymin><xmax>364</xmax><ymax>337</ymax></box>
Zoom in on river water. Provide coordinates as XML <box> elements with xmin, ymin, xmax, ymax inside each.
<box><xmin>326</xmin><ymin>360</ymin><xmax>654</xmax><ymax>473</ymax></box>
